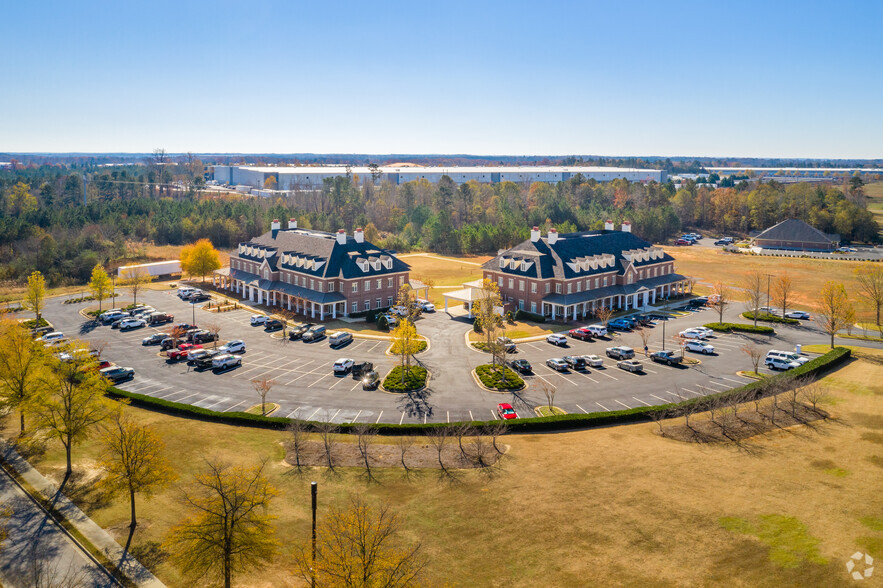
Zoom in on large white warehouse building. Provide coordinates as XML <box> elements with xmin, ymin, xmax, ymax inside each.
<box><xmin>212</xmin><ymin>165</ymin><xmax>666</xmax><ymax>190</ymax></box>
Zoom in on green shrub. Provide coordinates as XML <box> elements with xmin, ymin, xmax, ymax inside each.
<box><xmin>475</xmin><ymin>364</ymin><xmax>524</xmax><ymax>390</ymax></box>
<box><xmin>21</xmin><ymin>318</ymin><xmax>49</xmax><ymax>328</ymax></box>
<box><xmin>104</xmin><ymin>349</ymin><xmax>850</xmax><ymax>435</ymax></box>
<box><xmin>514</xmin><ymin>309</ymin><xmax>546</xmax><ymax>323</ymax></box>
<box><xmin>741</xmin><ymin>311</ymin><xmax>800</xmax><ymax>325</ymax></box>
<box><xmin>473</xmin><ymin>318</ymin><xmax>483</xmax><ymax>333</ymax></box>
<box><xmin>376</xmin><ymin>315</ymin><xmax>389</xmax><ymax>331</ymax></box>
<box><xmin>382</xmin><ymin>366</ymin><xmax>427</xmax><ymax>392</ymax></box>
<box><xmin>472</xmin><ymin>342</ymin><xmax>490</xmax><ymax>352</ymax></box>
<box><xmin>704</xmin><ymin>322</ymin><xmax>775</xmax><ymax>334</ymax></box>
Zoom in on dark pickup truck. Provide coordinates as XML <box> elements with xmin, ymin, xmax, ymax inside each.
<box><xmin>194</xmin><ymin>350</ymin><xmax>222</xmax><ymax>370</ymax></box>
<box><xmin>352</xmin><ymin>361</ymin><xmax>374</xmax><ymax>378</ymax></box>
<box><xmin>650</xmin><ymin>350</ymin><xmax>683</xmax><ymax>366</ymax></box>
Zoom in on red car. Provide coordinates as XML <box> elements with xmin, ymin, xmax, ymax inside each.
<box><xmin>675</xmin><ymin>238</ymin><xmax>691</xmax><ymax>246</ymax></box>
<box><xmin>497</xmin><ymin>403</ymin><xmax>518</xmax><ymax>420</ymax></box>
<box><xmin>168</xmin><ymin>343</ymin><xmax>202</xmax><ymax>361</ymax></box>
<box><xmin>568</xmin><ymin>327</ymin><xmax>593</xmax><ymax>341</ymax></box>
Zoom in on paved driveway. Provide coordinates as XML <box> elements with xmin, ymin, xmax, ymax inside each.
<box><xmin>40</xmin><ymin>289</ymin><xmax>878</xmax><ymax>425</ymax></box>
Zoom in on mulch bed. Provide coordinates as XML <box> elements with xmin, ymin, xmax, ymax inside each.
<box><xmin>283</xmin><ymin>439</ymin><xmax>505</xmax><ymax>469</ymax></box>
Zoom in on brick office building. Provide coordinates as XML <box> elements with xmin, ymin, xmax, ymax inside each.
<box><xmin>213</xmin><ymin>220</ymin><xmax>410</xmax><ymax>320</ymax></box>
<box><xmin>482</xmin><ymin>222</ymin><xmax>689</xmax><ymax>321</ymax></box>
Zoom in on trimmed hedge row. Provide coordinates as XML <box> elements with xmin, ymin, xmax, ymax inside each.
<box><xmin>741</xmin><ymin>311</ymin><xmax>800</xmax><ymax>325</ymax></box>
<box><xmin>704</xmin><ymin>322</ymin><xmax>775</xmax><ymax>334</ymax></box>
<box><xmin>475</xmin><ymin>364</ymin><xmax>524</xmax><ymax>390</ymax></box>
<box><xmin>106</xmin><ymin>348</ymin><xmax>851</xmax><ymax>435</ymax></box>
<box><xmin>514</xmin><ymin>309</ymin><xmax>546</xmax><ymax>323</ymax></box>
<box><xmin>382</xmin><ymin>366</ymin><xmax>427</xmax><ymax>392</ymax></box>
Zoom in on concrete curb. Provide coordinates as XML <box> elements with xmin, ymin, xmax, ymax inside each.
<box><xmin>0</xmin><ymin>439</ymin><xmax>166</xmax><ymax>588</ymax></box>
<box><xmin>470</xmin><ymin>367</ymin><xmax>527</xmax><ymax>394</ymax></box>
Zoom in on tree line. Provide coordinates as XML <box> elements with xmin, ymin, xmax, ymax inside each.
<box><xmin>1</xmin><ymin>164</ymin><xmax>878</xmax><ymax>287</ymax></box>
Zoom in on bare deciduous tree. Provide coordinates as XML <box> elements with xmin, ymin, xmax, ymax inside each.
<box><xmin>855</xmin><ymin>263</ymin><xmax>883</xmax><ymax>326</ymax></box>
<box><xmin>741</xmin><ymin>343</ymin><xmax>765</xmax><ymax>376</ymax></box>
<box><xmin>427</xmin><ymin>427</ymin><xmax>449</xmax><ymax>473</ymax></box>
<box><xmin>396</xmin><ymin>435</ymin><xmax>415</xmax><ymax>474</ymax></box>
<box><xmin>542</xmin><ymin>381</ymin><xmax>557</xmax><ymax>413</ymax></box>
<box><xmin>250</xmin><ymin>378</ymin><xmax>275</xmax><ymax>416</ymax></box>
<box><xmin>203</xmin><ymin>321</ymin><xmax>221</xmax><ymax>349</ymax></box>
<box><xmin>286</xmin><ymin>419</ymin><xmax>309</xmax><ymax>472</ymax></box>
<box><xmin>773</xmin><ymin>274</ymin><xmax>794</xmax><ymax>319</ymax></box>
<box><xmin>594</xmin><ymin>305</ymin><xmax>614</xmax><ymax>327</ymax></box>
<box><xmin>316</xmin><ymin>418</ymin><xmax>337</xmax><ymax>470</ymax></box>
<box><xmin>743</xmin><ymin>271</ymin><xmax>765</xmax><ymax>326</ymax></box>
<box><xmin>454</xmin><ymin>423</ymin><xmax>473</xmax><ymax>461</ymax></box>
<box><xmin>354</xmin><ymin>423</ymin><xmax>377</xmax><ymax>481</ymax></box>
<box><xmin>802</xmin><ymin>383</ymin><xmax>832</xmax><ymax>415</ymax></box>
<box><xmin>485</xmin><ymin>421</ymin><xmax>508</xmax><ymax>454</ymax></box>
<box><xmin>636</xmin><ymin>327</ymin><xmax>652</xmax><ymax>356</ymax></box>
<box><xmin>815</xmin><ymin>281</ymin><xmax>856</xmax><ymax>349</ymax></box>
<box><xmin>710</xmin><ymin>281</ymin><xmax>731</xmax><ymax>325</ymax></box>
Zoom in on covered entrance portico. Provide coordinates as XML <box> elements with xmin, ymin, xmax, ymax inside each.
<box><xmin>215</xmin><ymin>269</ymin><xmax>347</xmax><ymax>321</ymax></box>
<box><xmin>540</xmin><ymin>275</ymin><xmax>691</xmax><ymax>321</ymax></box>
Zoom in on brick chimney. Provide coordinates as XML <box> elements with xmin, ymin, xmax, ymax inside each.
<box><xmin>288</xmin><ymin>218</ymin><xmax>297</xmax><ymax>229</ymax></box>
<box><xmin>336</xmin><ymin>229</ymin><xmax>347</xmax><ymax>245</ymax></box>
<box><xmin>622</xmin><ymin>221</ymin><xmax>632</xmax><ymax>233</ymax></box>
<box><xmin>271</xmin><ymin>219</ymin><xmax>281</xmax><ymax>231</ymax></box>
<box><xmin>604</xmin><ymin>219</ymin><xmax>614</xmax><ymax>231</ymax></box>
<box><xmin>548</xmin><ymin>228</ymin><xmax>558</xmax><ymax>245</ymax></box>
<box><xmin>530</xmin><ymin>226</ymin><xmax>541</xmax><ymax>242</ymax></box>
<box><xmin>354</xmin><ymin>228</ymin><xmax>364</xmax><ymax>243</ymax></box>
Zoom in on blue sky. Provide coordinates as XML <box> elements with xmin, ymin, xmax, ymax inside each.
<box><xmin>1</xmin><ymin>0</ymin><xmax>881</xmax><ymax>158</ymax></box>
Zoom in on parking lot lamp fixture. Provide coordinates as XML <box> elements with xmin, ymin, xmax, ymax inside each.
<box><xmin>311</xmin><ymin>481</ymin><xmax>317</xmax><ymax>588</ymax></box>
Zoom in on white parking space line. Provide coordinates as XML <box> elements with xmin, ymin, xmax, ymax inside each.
<box><xmin>350</xmin><ymin>381</ymin><xmax>362</xmax><ymax>391</ymax></box>
<box><xmin>224</xmin><ymin>400</ymin><xmax>248</xmax><ymax>412</ymax></box>
<box><xmin>201</xmin><ymin>397</ymin><xmax>232</xmax><ymax>410</ymax></box>
<box><xmin>329</xmin><ymin>409</ymin><xmax>341</xmax><ymax>422</ymax></box>
<box><xmin>723</xmin><ymin>376</ymin><xmax>750</xmax><ymax>384</ymax></box>
<box><xmin>697</xmin><ymin>384</ymin><xmax>718</xmax><ymax>394</ymax></box>
<box><xmin>632</xmin><ymin>397</ymin><xmax>652</xmax><ymax>406</ymax></box>
<box><xmin>595</xmin><ymin>401</ymin><xmax>610</xmax><ymax>411</ymax></box>
<box><xmin>592</xmin><ymin>369</ymin><xmax>618</xmax><ymax>381</ymax></box>
<box><xmin>285</xmin><ymin>407</ymin><xmax>301</xmax><ymax>418</ymax></box>
<box><xmin>351</xmin><ymin>410</ymin><xmax>362</xmax><ymax>423</ymax></box>
<box><xmin>536</xmin><ymin>365</ymin><xmax>580</xmax><ymax>386</ymax></box>
<box><xmin>307</xmin><ymin>407</ymin><xmax>322</xmax><ymax>421</ymax></box>
<box><xmin>468</xmin><ymin>410</ymin><xmax>474</xmax><ymax>421</ymax></box>
<box><xmin>308</xmin><ymin>373</ymin><xmax>332</xmax><ymax>388</ymax></box>
<box><xmin>682</xmin><ymin>388</ymin><xmax>703</xmax><ymax>397</ymax></box>
<box><xmin>707</xmin><ymin>381</ymin><xmax>730</xmax><ymax>388</ymax></box>
<box><xmin>525</xmin><ymin>343</ymin><xmax>545</xmax><ymax>352</ymax></box>
<box><xmin>613</xmin><ymin>399</ymin><xmax>632</xmax><ymax>409</ymax></box>
<box><xmin>642</xmin><ymin>366</ymin><xmax>658</xmax><ymax>374</ymax></box>
<box><xmin>574</xmin><ymin>404</ymin><xmax>589</xmax><ymax>414</ymax></box>
<box><xmin>490</xmin><ymin>410</ymin><xmax>498</xmax><ymax>420</ymax></box>
<box><xmin>142</xmin><ymin>385</ymin><xmax>172</xmax><ymax>396</ymax></box>
<box><xmin>155</xmin><ymin>388</ymin><xmax>185</xmax><ymax>399</ymax></box>
<box><xmin>570</xmin><ymin>371</ymin><xmax>599</xmax><ymax>384</ymax></box>
<box><xmin>525</xmin><ymin>372</ymin><xmax>556</xmax><ymax>388</ymax></box>
<box><xmin>424</xmin><ymin>414</ymin><xmax>427</xmax><ymax>424</ymax></box>
<box><xmin>367</xmin><ymin>341</ymin><xmax>383</xmax><ymax>353</ymax></box>
<box><xmin>650</xmin><ymin>394</ymin><xmax>670</xmax><ymax>403</ymax></box>
<box><xmin>230</xmin><ymin>364</ymin><xmax>271</xmax><ymax>379</ymax></box>
<box><xmin>329</xmin><ymin>376</ymin><xmax>352</xmax><ymax>389</ymax></box>
<box><xmin>171</xmin><ymin>391</ymin><xmax>201</xmax><ymax>403</ymax></box>
<box><xmin>375</xmin><ymin>410</ymin><xmax>383</xmax><ymax>424</ymax></box>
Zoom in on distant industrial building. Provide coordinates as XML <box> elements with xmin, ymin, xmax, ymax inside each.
<box><xmin>751</xmin><ymin>219</ymin><xmax>839</xmax><ymax>251</ymax></box>
<box><xmin>708</xmin><ymin>167</ymin><xmax>883</xmax><ymax>180</ymax></box>
<box><xmin>212</xmin><ymin>165</ymin><xmax>666</xmax><ymax>190</ymax></box>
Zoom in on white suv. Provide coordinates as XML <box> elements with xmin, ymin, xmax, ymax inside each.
<box><xmin>766</xmin><ymin>350</ymin><xmax>809</xmax><ymax>366</ymax></box>
<box><xmin>765</xmin><ymin>356</ymin><xmax>799</xmax><ymax>371</ymax></box>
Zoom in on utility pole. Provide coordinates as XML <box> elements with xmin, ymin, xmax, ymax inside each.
<box><xmin>662</xmin><ymin>317</ymin><xmax>666</xmax><ymax>351</ymax></box>
<box><xmin>766</xmin><ymin>274</ymin><xmax>772</xmax><ymax>309</ymax></box>
<box><xmin>311</xmin><ymin>481</ymin><xmax>317</xmax><ymax>588</ymax></box>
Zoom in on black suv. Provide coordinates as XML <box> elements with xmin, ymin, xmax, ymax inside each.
<box><xmin>361</xmin><ymin>370</ymin><xmax>381</xmax><ymax>390</ymax></box>
<box><xmin>564</xmin><ymin>355</ymin><xmax>587</xmax><ymax>370</ymax></box>
<box><xmin>264</xmin><ymin>319</ymin><xmax>284</xmax><ymax>332</ymax></box>
<box><xmin>194</xmin><ymin>350</ymin><xmax>221</xmax><ymax>370</ymax></box>
<box><xmin>352</xmin><ymin>361</ymin><xmax>374</xmax><ymax>378</ymax></box>
<box><xmin>189</xmin><ymin>293</ymin><xmax>210</xmax><ymax>302</ymax></box>
<box><xmin>289</xmin><ymin>323</ymin><xmax>315</xmax><ymax>340</ymax></box>
<box><xmin>508</xmin><ymin>358</ymin><xmax>532</xmax><ymax>374</ymax></box>
<box><xmin>192</xmin><ymin>330</ymin><xmax>218</xmax><ymax>344</ymax></box>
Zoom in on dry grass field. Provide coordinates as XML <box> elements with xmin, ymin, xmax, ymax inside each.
<box><xmin>399</xmin><ymin>253</ymin><xmax>493</xmax><ymax>307</ymax></box>
<box><xmin>664</xmin><ymin>245</ymin><xmax>874</xmax><ymax>321</ymax></box>
<box><xmin>4</xmin><ymin>348</ymin><xmax>882</xmax><ymax>587</ymax></box>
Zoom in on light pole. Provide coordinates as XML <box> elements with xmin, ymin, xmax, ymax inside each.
<box><xmin>311</xmin><ymin>481</ymin><xmax>317</xmax><ymax>588</ymax></box>
<box><xmin>191</xmin><ymin>301</ymin><xmax>196</xmax><ymax>326</ymax></box>
<box><xmin>766</xmin><ymin>273</ymin><xmax>772</xmax><ymax>310</ymax></box>
<box><xmin>662</xmin><ymin>317</ymin><xmax>666</xmax><ymax>351</ymax></box>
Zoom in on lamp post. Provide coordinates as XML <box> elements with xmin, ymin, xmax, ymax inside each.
<box><xmin>311</xmin><ymin>481</ymin><xmax>317</xmax><ymax>588</ymax></box>
<box><xmin>191</xmin><ymin>300</ymin><xmax>196</xmax><ymax>327</ymax></box>
<box><xmin>662</xmin><ymin>317</ymin><xmax>666</xmax><ymax>351</ymax></box>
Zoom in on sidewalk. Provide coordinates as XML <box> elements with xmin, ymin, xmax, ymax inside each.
<box><xmin>0</xmin><ymin>440</ymin><xmax>166</xmax><ymax>588</ymax></box>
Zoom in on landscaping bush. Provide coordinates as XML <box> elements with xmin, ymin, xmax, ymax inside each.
<box><xmin>376</xmin><ymin>315</ymin><xmax>389</xmax><ymax>331</ymax></box>
<box><xmin>514</xmin><ymin>309</ymin><xmax>545</xmax><ymax>323</ymax></box>
<box><xmin>704</xmin><ymin>322</ymin><xmax>775</xmax><ymax>334</ymax></box>
<box><xmin>104</xmin><ymin>349</ymin><xmax>850</xmax><ymax>435</ymax></box>
<box><xmin>471</xmin><ymin>342</ymin><xmax>490</xmax><ymax>352</ymax></box>
<box><xmin>741</xmin><ymin>311</ymin><xmax>800</xmax><ymax>325</ymax></box>
<box><xmin>390</xmin><ymin>339</ymin><xmax>428</xmax><ymax>354</ymax></box>
<box><xmin>21</xmin><ymin>318</ymin><xmax>49</xmax><ymax>328</ymax></box>
<box><xmin>382</xmin><ymin>366</ymin><xmax>428</xmax><ymax>392</ymax></box>
<box><xmin>475</xmin><ymin>364</ymin><xmax>524</xmax><ymax>390</ymax></box>
<box><xmin>473</xmin><ymin>318</ymin><xmax>483</xmax><ymax>333</ymax></box>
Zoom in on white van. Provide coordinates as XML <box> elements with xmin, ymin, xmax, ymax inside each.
<box><xmin>329</xmin><ymin>331</ymin><xmax>353</xmax><ymax>348</ymax></box>
<box><xmin>766</xmin><ymin>350</ymin><xmax>809</xmax><ymax>365</ymax></box>
<box><xmin>586</xmin><ymin>324</ymin><xmax>608</xmax><ymax>337</ymax></box>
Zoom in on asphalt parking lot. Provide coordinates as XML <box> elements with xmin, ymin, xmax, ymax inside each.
<box><xmin>40</xmin><ymin>287</ymin><xmax>864</xmax><ymax>425</ymax></box>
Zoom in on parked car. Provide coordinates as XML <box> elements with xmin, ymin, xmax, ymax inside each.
<box><xmin>766</xmin><ymin>350</ymin><xmax>809</xmax><ymax>365</ymax></box>
<box><xmin>250</xmin><ymin>314</ymin><xmax>268</xmax><ymax>326</ymax></box>
<box><xmin>168</xmin><ymin>343</ymin><xmax>201</xmax><ymax>361</ymax></box>
<box><xmin>147</xmin><ymin>312</ymin><xmax>174</xmax><ymax>325</ymax></box>
<box><xmin>142</xmin><ymin>333</ymin><xmax>170</xmax><ymax>346</ymax></box>
<box><xmin>192</xmin><ymin>331</ymin><xmax>218</xmax><ymax>344</ymax></box>
<box><xmin>352</xmin><ymin>361</ymin><xmax>374</xmax><ymax>378</ymax></box>
<box><xmin>303</xmin><ymin>325</ymin><xmax>327</xmax><ymax>342</ymax></box>
<box><xmin>31</xmin><ymin>325</ymin><xmax>54</xmax><ymax>338</ymax></box>
<box><xmin>99</xmin><ymin>311</ymin><xmax>127</xmax><ymax>324</ymax></box>
<box><xmin>647</xmin><ymin>313</ymin><xmax>670</xmax><ymax>321</ymax></box>
<box><xmin>631</xmin><ymin>314</ymin><xmax>653</xmax><ymax>326</ymax></box>
<box><xmin>177</xmin><ymin>288</ymin><xmax>198</xmax><ymax>299</ymax></box>
<box><xmin>546</xmin><ymin>358</ymin><xmax>568</xmax><ymax>371</ymax></box>
<box><xmin>119</xmin><ymin>318</ymin><xmax>146</xmax><ymax>331</ymax></box>
<box><xmin>288</xmin><ymin>322</ymin><xmax>315</xmax><ymax>340</ymax></box>
<box><xmin>687</xmin><ymin>297</ymin><xmax>708</xmax><ymax>307</ymax></box>
<box><xmin>381</xmin><ymin>313</ymin><xmax>399</xmax><ymax>327</ymax></box>
<box><xmin>184</xmin><ymin>328</ymin><xmax>203</xmax><ymax>342</ymax></box>
<box><xmin>212</xmin><ymin>354</ymin><xmax>242</xmax><ymax>371</ymax></box>
<box><xmin>675</xmin><ymin>238</ymin><xmax>692</xmax><ymax>246</ymax></box>
<box><xmin>218</xmin><ymin>340</ymin><xmax>246</xmax><ymax>354</ymax></box>
<box><xmin>194</xmin><ymin>350</ymin><xmax>222</xmax><ymax>370</ymax></box>
<box><xmin>497</xmin><ymin>403</ymin><xmax>518</xmax><ymax>420</ymax></box>
<box><xmin>58</xmin><ymin>348</ymin><xmax>98</xmax><ymax>363</ymax></box>
<box><xmin>785</xmin><ymin>310</ymin><xmax>810</xmax><ymax>320</ymax></box>
<box><xmin>496</xmin><ymin>336</ymin><xmax>516</xmax><ymax>352</ymax></box>
<box><xmin>100</xmin><ymin>366</ymin><xmax>135</xmax><ymax>383</ymax></box>
<box><xmin>160</xmin><ymin>337</ymin><xmax>181</xmax><ymax>351</ymax></box>
<box><xmin>173</xmin><ymin>323</ymin><xmax>196</xmax><ymax>332</ymax></box>
<box><xmin>586</xmin><ymin>324</ymin><xmax>608</xmax><ymax>337</ymax></box>
<box><xmin>416</xmin><ymin>299</ymin><xmax>436</xmax><ymax>312</ymax></box>
<box><xmin>546</xmin><ymin>334</ymin><xmax>567</xmax><ymax>346</ymax></box>
<box><xmin>264</xmin><ymin>319</ymin><xmax>284</xmax><ymax>332</ymax></box>
<box><xmin>693</xmin><ymin>326</ymin><xmax>715</xmax><ymax>337</ymax></box>
<box><xmin>608</xmin><ymin>319</ymin><xmax>633</xmax><ymax>331</ymax></box>
<box><xmin>766</xmin><ymin>356</ymin><xmax>800</xmax><ymax>371</ymax></box>
<box><xmin>189</xmin><ymin>293</ymin><xmax>210</xmax><ymax>302</ymax></box>
<box><xmin>391</xmin><ymin>305</ymin><xmax>410</xmax><ymax>317</ymax></box>
<box><xmin>563</xmin><ymin>355</ymin><xmax>587</xmax><ymax>370</ymax></box>
<box><xmin>617</xmin><ymin>359</ymin><xmax>644</xmax><ymax>373</ymax></box>
<box><xmin>679</xmin><ymin>329</ymin><xmax>708</xmax><ymax>340</ymax></box>
<box><xmin>361</xmin><ymin>370</ymin><xmax>381</xmax><ymax>390</ymax></box>
<box><xmin>96</xmin><ymin>359</ymin><xmax>112</xmax><ymax>370</ymax></box>
<box><xmin>650</xmin><ymin>350</ymin><xmax>682</xmax><ymax>365</ymax></box>
<box><xmin>329</xmin><ymin>331</ymin><xmax>353</xmax><ymax>348</ymax></box>
<box><xmin>508</xmin><ymin>358</ymin><xmax>533</xmax><ymax>374</ymax></box>
<box><xmin>685</xmin><ymin>341</ymin><xmax>715</xmax><ymax>354</ymax></box>
<box><xmin>333</xmin><ymin>358</ymin><xmax>354</xmax><ymax>374</ymax></box>
<box><xmin>38</xmin><ymin>331</ymin><xmax>65</xmax><ymax>343</ymax></box>
<box><xmin>580</xmin><ymin>354</ymin><xmax>604</xmax><ymax>368</ymax></box>
<box><xmin>568</xmin><ymin>327</ymin><xmax>593</xmax><ymax>341</ymax></box>
<box><xmin>187</xmin><ymin>348</ymin><xmax>212</xmax><ymax>364</ymax></box>
<box><xmin>605</xmin><ymin>346</ymin><xmax>634</xmax><ymax>360</ymax></box>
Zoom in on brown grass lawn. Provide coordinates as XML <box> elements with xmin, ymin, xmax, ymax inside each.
<box><xmin>4</xmin><ymin>348</ymin><xmax>882</xmax><ymax>587</ymax></box>
<box><xmin>399</xmin><ymin>253</ymin><xmax>493</xmax><ymax>308</ymax></box>
<box><xmin>665</xmin><ymin>245</ymin><xmax>874</xmax><ymax>321</ymax></box>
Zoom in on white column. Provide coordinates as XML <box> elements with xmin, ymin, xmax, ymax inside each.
<box><xmin>332</xmin><ymin>304</ymin><xmax>336</xmax><ymax>319</ymax></box>
<box><xmin>467</xmin><ymin>301</ymin><xmax>473</xmax><ymax>319</ymax></box>
<box><xmin>288</xmin><ymin>297</ymin><xmax>292</xmax><ymax>310</ymax></box>
<box><xmin>444</xmin><ymin>297</ymin><xmax>449</xmax><ymax>313</ymax></box>
<box><xmin>311</xmin><ymin>302</ymin><xmax>315</xmax><ymax>319</ymax></box>
<box><xmin>651</xmin><ymin>289</ymin><xmax>656</xmax><ymax>304</ymax></box>
<box><xmin>551</xmin><ymin>306</ymin><xmax>556</xmax><ymax>320</ymax></box>
<box><xmin>573</xmin><ymin>306</ymin><xmax>577</xmax><ymax>321</ymax></box>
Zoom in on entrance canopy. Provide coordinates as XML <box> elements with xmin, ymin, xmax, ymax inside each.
<box><xmin>442</xmin><ymin>287</ymin><xmax>483</xmax><ymax>318</ymax></box>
